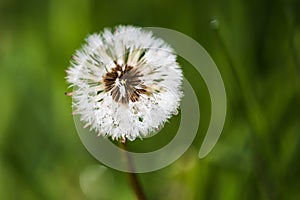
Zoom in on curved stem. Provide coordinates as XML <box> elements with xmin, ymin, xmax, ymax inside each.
<box><xmin>212</xmin><ymin>24</ymin><xmax>277</xmax><ymax>200</ymax></box>
<box><xmin>119</xmin><ymin>142</ymin><xmax>147</xmax><ymax>200</ymax></box>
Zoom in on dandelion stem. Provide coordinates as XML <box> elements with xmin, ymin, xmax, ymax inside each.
<box><xmin>119</xmin><ymin>142</ymin><xmax>147</xmax><ymax>200</ymax></box>
<box><xmin>211</xmin><ymin>20</ymin><xmax>276</xmax><ymax>200</ymax></box>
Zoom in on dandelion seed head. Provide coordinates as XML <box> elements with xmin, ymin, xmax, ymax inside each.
<box><xmin>66</xmin><ymin>25</ymin><xmax>183</xmax><ymax>141</ymax></box>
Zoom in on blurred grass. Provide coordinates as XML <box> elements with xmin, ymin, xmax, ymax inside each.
<box><xmin>1</xmin><ymin>0</ymin><xmax>300</xmax><ymax>199</ymax></box>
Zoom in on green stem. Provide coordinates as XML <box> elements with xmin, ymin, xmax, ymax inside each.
<box><xmin>119</xmin><ymin>142</ymin><xmax>147</xmax><ymax>200</ymax></box>
<box><xmin>212</xmin><ymin>22</ymin><xmax>276</xmax><ymax>200</ymax></box>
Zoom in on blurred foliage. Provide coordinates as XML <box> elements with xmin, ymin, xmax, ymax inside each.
<box><xmin>1</xmin><ymin>0</ymin><xmax>300</xmax><ymax>199</ymax></box>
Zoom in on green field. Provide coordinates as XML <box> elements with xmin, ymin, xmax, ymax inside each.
<box><xmin>0</xmin><ymin>0</ymin><xmax>300</xmax><ymax>199</ymax></box>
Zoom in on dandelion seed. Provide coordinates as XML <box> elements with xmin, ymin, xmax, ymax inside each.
<box><xmin>65</xmin><ymin>92</ymin><xmax>73</xmax><ymax>96</ymax></box>
<box><xmin>66</xmin><ymin>25</ymin><xmax>183</xmax><ymax>141</ymax></box>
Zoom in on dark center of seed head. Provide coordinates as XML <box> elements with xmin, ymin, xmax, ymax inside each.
<box><xmin>102</xmin><ymin>64</ymin><xmax>149</xmax><ymax>104</ymax></box>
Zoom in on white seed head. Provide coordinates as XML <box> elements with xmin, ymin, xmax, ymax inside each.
<box><xmin>66</xmin><ymin>25</ymin><xmax>183</xmax><ymax>141</ymax></box>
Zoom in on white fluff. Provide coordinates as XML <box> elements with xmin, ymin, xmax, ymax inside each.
<box><xmin>66</xmin><ymin>25</ymin><xmax>183</xmax><ymax>141</ymax></box>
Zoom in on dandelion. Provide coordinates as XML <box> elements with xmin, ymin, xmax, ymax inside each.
<box><xmin>66</xmin><ymin>25</ymin><xmax>183</xmax><ymax>141</ymax></box>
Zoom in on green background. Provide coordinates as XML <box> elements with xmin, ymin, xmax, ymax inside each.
<box><xmin>0</xmin><ymin>0</ymin><xmax>300</xmax><ymax>199</ymax></box>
